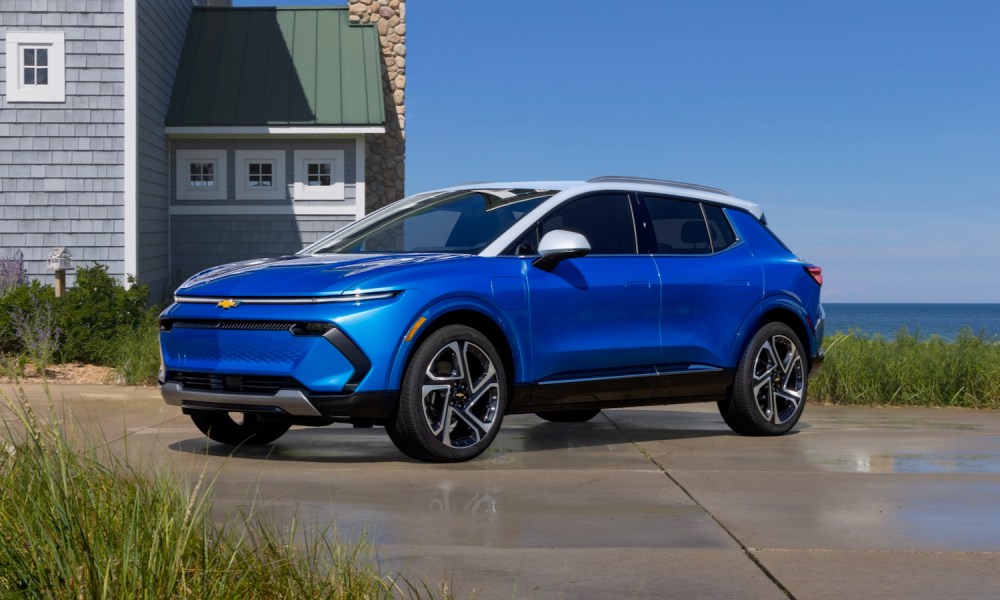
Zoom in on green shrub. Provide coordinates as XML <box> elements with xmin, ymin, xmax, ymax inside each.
<box><xmin>58</xmin><ymin>264</ymin><xmax>151</xmax><ymax>365</ymax></box>
<box><xmin>812</xmin><ymin>328</ymin><xmax>1000</xmax><ymax>408</ymax></box>
<box><xmin>0</xmin><ymin>281</ymin><xmax>57</xmax><ymax>356</ymax></box>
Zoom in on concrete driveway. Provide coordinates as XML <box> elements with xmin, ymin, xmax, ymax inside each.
<box><xmin>5</xmin><ymin>383</ymin><xmax>1000</xmax><ymax>599</ymax></box>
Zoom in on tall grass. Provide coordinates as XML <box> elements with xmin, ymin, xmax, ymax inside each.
<box><xmin>812</xmin><ymin>328</ymin><xmax>1000</xmax><ymax>408</ymax></box>
<box><xmin>108</xmin><ymin>310</ymin><xmax>162</xmax><ymax>386</ymax></box>
<box><xmin>0</xmin><ymin>386</ymin><xmax>422</xmax><ymax>599</ymax></box>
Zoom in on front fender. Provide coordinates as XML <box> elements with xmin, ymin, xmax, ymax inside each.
<box><xmin>385</xmin><ymin>294</ymin><xmax>528</xmax><ymax>392</ymax></box>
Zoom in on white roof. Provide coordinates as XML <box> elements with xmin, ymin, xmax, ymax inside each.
<box><xmin>302</xmin><ymin>177</ymin><xmax>764</xmax><ymax>257</ymax></box>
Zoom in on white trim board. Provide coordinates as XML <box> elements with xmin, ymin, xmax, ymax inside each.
<box><xmin>165</xmin><ymin>126</ymin><xmax>386</xmax><ymax>136</ymax></box>
<box><xmin>123</xmin><ymin>5</ymin><xmax>137</xmax><ymax>282</ymax></box>
<box><xmin>169</xmin><ymin>205</ymin><xmax>358</xmax><ymax>217</ymax></box>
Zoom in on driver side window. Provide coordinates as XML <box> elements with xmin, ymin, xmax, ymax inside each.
<box><xmin>511</xmin><ymin>193</ymin><xmax>637</xmax><ymax>255</ymax></box>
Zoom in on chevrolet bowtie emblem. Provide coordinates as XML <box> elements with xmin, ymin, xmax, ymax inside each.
<box><xmin>217</xmin><ymin>299</ymin><xmax>239</xmax><ymax>309</ymax></box>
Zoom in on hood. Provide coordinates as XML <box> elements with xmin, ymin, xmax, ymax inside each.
<box><xmin>175</xmin><ymin>253</ymin><xmax>467</xmax><ymax>298</ymax></box>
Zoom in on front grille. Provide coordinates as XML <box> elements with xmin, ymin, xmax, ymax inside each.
<box><xmin>168</xmin><ymin>320</ymin><xmax>297</xmax><ymax>332</ymax></box>
<box><xmin>168</xmin><ymin>371</ymin><xmax>306</xmax><ymax>394</ymax></box>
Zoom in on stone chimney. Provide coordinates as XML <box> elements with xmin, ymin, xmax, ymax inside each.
<box><xmin>348</xmin><ymin>0</ymin><xmax>406</xmax><ymax>211</ymax></box>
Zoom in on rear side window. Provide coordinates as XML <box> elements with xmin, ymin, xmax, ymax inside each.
<box><xmin>703</xmin><ymin>204</ymin><xmax>738</xmax><ymax>251</ymax></box>
<box><xmin>644</xmin><ymin>196</ymin><xmax>711</xmax><ymax>255</ymax></box>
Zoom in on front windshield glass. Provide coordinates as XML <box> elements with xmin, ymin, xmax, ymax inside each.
<box><xmin>311</xmin><ymin>189</ymin><xmax>553</xmax><ymax>254</ymax></box>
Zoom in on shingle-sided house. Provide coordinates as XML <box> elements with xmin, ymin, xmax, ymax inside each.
<box><xmin>0</xmin><ymin>0</ymin><xmax>405</xmax><ymax>300</ymax></box>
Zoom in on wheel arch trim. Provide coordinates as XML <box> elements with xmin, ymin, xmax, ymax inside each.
<box><xmin>386</xmin><ymin>297</ymin><xmax>525</xmax><ymax>392</ymax></box>
<box><xmin>734</xmin><ymin>296</ymin><xmax>815</xmax><ymax>367</ymax></box>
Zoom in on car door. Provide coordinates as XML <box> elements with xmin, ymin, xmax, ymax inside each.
<box><xmin>518</xmin><ymin>192</ymin><xmax>661</xmax><ymax>400</ymax></box>
<box><xmin>640</xmin><ymin>194</ymin><xmax>763</xmax><ymax>369</ymax></box>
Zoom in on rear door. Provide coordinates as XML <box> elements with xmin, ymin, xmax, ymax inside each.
<box><xmin>640</xmin><ymin>194</ymin><xmax>763</xmax><ymax>369</ymax></box>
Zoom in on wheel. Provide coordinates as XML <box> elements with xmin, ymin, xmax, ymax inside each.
<box><xmin>387</xmin><ymin>325</ymin><xmax>508</xmax><ymax>462</ymax></box>
<box><xmin>189</xmin><ymin>411</ymin><xmax>291</xmax><ymax>446</ymax></box>
<box><xmin>536</xmin><ymin>409</ymin><xmax>601</xmax><ymax>423</ymax></box>
<box><xmin>718</xmin><ymin>322</ymin><xmax>807</xmax><ymax>436</ymax></box>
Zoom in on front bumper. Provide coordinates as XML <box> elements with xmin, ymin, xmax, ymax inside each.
<box><xmin>161</xmin><ymin>381</ymin><xmax>396</xmax><ymax>420</ymax></box>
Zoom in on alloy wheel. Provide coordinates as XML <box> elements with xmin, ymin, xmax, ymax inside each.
<box><xmin>421</xmin><ymin>340</ymin><xmax>501</xmax><ymax>448</ymax></box>
<box><xmin>751</xmin><ymin>334</ymin><xmax>804</xmax><ymax>425</ymax></box>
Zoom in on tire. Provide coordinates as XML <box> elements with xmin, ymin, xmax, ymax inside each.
<box><xmin>190</xmin><ymin>411</ymin><xmax>291</xmax><ymax>446</ymax></box>
<box><xmin>536</xmin><ymin>409</ymin><xmax>601</xmax><ymax>423</ymax></box>
<box><xmin>387</xmin><ymin>325</ymin><xmax>508</xmax><ymax>462</ymax></box>
<box><xmin>718</xmin><ymin>322</ymin><xmax>807</xmax><ymax>436</ymax></box>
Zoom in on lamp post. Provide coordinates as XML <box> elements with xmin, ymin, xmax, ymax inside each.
<box><xmin>46</xmin><ymin>247</ymin><xmax>73</xmax><ymax>298</ymax></box>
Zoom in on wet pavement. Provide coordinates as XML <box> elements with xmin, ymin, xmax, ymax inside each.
<box><xmin>4</xmin><ymin>383</ymin><xmax>1000</xmax><ymax>599</ymax></box>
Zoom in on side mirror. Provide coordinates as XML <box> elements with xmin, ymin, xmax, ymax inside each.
<box><xmin>532</xmin><ymin>229</ymin><xmax>591</xmax><ymax>271</ymax></box>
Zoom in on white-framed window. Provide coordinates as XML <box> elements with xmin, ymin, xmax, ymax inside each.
<box><xmin>235</xmin><ymin>150</ymin><xmax>286</xmax><ymax>199</ymax></box>
<box><xmin>293</xmin><ymin>150</ymin><xmax>345</xmax><ymax>200</ymax></box>
<box><xmin>176</xmin><ymin>149</ymin><xmax>228</xmax><ymax>200</ymax></box>
<box><xmin>4</xmin><ymin>31</ymin><xmax>66</xmax><ymax>103</ymax></box>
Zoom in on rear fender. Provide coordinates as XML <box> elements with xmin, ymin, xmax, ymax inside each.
<box><xmin>731</xmin><ymin>294</ymin><xmax>815</xmax><ymax>366</ymax></box>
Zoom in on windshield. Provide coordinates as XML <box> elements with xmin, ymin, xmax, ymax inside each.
<box><xmin>309</xmin><ymin>189</ymin><xmax>553</xmax><ymax>255</ymax></box>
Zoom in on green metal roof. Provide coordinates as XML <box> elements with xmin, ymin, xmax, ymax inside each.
<box><xmin>167</xmin><ymin>7</ymin><xmax>386</xmax><ymax>127</ymax></box>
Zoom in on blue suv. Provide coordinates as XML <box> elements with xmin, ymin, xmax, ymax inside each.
<box><xmin>159</xmin><ymin>177</ymin><xmax>824</xmax><ymax>462</ymax></box>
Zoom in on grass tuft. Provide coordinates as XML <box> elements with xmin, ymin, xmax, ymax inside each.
<box><xmin>812</xmin><ymin>328</ymin><xmax>1000</xmax><ymax>409</ymax></box>
<box><xmin>0</xmin><ymin>386</ymin><xmax>430</xmax><ymax>599</ymax></box>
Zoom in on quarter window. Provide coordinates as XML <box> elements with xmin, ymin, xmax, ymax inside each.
<box><xmin>702</xmin><ymin>204</ymin><xmax>738</xmax><ymax>252</ymax></box>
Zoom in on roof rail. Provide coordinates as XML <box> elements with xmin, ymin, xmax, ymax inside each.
<box><xmin>586</xmin><ymin>176</ymin><xmax>730</xmax><ymax>196</ymax></box>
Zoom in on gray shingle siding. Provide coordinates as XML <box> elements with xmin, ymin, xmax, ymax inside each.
<box><xmin>1</xmin><ymin>1</ymin><xmax>125</xmax><ymax>285</ymax></box>
<box><xmin>168</xmin><ymin>137</ymin><xmax>361</xmax><ymax>284</ymax></box>
<box><xmin>136</xmin><ymin>0</ymin><xmax>198</xmax><ymax>300</ymax></box>
<box><xmin>170</xmin><ymin>214</ymin><xmax>352</xmax><ymax>284</ymax></box>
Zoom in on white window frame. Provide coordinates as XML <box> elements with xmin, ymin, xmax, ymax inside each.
<box><xmin>234</xmin><ymin>150</ymin><xmax>286</xmax><ymax>200</ymax></box>
<box><xmin>293</xmin><ymin>150</ymin><xmax>345</xmax><ymax>200</ymax></box>
<box><xmin>5</xmin><ymin>31</ymin><xmax>66</xmax><ymax>103</ymax></box>
<box><xmin>176</xmin><ymin>149</ymin><xmax>228</xmax><ymax>201</ymax></box>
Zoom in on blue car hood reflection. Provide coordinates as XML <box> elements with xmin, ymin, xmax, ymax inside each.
<box><xmin>176</xmin><ymin>253</ymin><xmax>467</xmax><ymax>297</ymax></box>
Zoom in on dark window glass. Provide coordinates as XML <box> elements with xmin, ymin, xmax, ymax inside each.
<box><xmin>703</xmin><ymin>204</ymin><xmax>737</xmax><ymax>251</ymax></box>
<box><xmin>307</xmin><ymin>162</ymin><xmax>332</xmax><ymax>186</ymax></box>
<box><xmin>519</xmin><ymin>193</ymin><xmax>637</xmax><ymax>255</ymax></box>
<box><xmin>645</xmin><ymin>195</ymin><xmax>711</xmax><ymax>255</ymax></box>
<box><xmin>319</xmin><ymin>190</ymin><xmax>549</xmax><ymax>255</ymax></box>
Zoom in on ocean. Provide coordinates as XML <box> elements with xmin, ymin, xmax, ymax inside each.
<box><xmin>823</xmin><ymin>304</ymin><xmax>1000</xmax><ymax>340</ymax></box>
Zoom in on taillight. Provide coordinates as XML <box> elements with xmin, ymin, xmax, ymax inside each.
<box><xmin>804</xmin><ymin>265</ymin><xmax>823</xmax><ymax>286</ymax></box>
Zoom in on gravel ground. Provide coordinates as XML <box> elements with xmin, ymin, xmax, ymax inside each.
<box><xmin>0</xmin><ymin>363</ymin><xmax>117</xmax><ymax>385</ymax></box>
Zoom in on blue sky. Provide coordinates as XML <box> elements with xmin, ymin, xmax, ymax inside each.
<box><xmin>234</xmin><ymin>0</ymin><xmax>1000</xmax><ymax>303</ymax></box>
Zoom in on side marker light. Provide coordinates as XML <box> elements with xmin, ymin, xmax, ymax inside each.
<box><xmin>405</xmin><ymin>317</ymin><xmax>427</xmax><ymax>342</ymax></box>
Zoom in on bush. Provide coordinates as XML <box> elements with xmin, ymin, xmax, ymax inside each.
<box><xmin>0</xmin><ymin>281</ymin><xmax>57</xmax><ymax>356</ymax></box>
<box><xmin>57</xmin><ymin>264</ymin><xmax>152</xmax><ymax>365</ymax></box>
